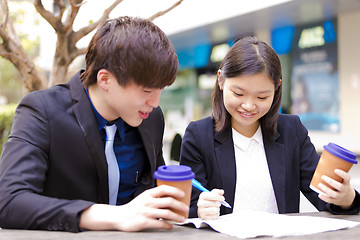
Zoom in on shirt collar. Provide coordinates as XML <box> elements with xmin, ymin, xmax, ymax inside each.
<box><xmin>85</xmin><ymin>88</ymin><xmax>126</xmax><ymax>141</ymax></box>
<box><xmin>232</xmin><ymin>125</ymin><xmax>263</xmax><ymax>151</ymax></box>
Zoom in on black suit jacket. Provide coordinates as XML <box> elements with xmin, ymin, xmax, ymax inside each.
<box><xmin>0</xmin><ymin>71</ymin><xmax>165</xmax><ymax>232</ymax></box>
<box><xmin>180</xmin><ymin>115</ymin><xmax>360</xmax><ymax>218</ymax></box>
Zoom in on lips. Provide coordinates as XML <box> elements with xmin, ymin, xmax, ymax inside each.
<box><xmin>139</xmin><ymin>111</ymin><xmax>150</xmax><ymax>119</ymax></box>
<box><xmin>239</xmin><ymin>111</ymin><xmax>256</xmax><ymax>118</ymax></box>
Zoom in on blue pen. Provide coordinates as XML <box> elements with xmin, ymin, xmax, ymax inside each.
<box><xmin>192</xmin><ymin>179</ymin><xmax>232</xmax><ymax>208</ymax></box>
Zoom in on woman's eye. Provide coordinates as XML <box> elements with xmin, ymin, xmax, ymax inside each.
<box><xmin>233</xmin><ymin>91</ymin><xmax>242</xmax><ymax>96</ymax></box>
<box><xmin>258</xmin><ymin>96</ymin><xmax>268</xmax><ymax>100</ymax></box>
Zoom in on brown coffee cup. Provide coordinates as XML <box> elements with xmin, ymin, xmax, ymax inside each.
<box><xmin>153</xmin><ymin>165</ymin><xmax>195</xmax><ymax>218</ymax></box>
<box><xmin>310</xmin><ymin>142</ymin><xmax>358</xmax><ymax>194</ymax></box>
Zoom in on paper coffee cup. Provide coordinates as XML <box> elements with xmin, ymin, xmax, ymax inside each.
<box><xmin>153</xmin><ymin>165</ymin><xmax>195</xmax><ymax>218</ymax></box>
<box><xmin>310</xmin><ymin>142</ymin><xmax>358</xmax><ymax>194</ymax></box>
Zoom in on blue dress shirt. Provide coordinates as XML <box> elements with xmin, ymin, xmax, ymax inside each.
<box><xmin>85</xmin><ymin>89</ymin><xmax>146</xmax><ymax>205</ymax></box>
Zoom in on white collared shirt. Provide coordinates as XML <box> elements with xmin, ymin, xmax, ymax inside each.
<box><xmin>232</xmin><ymin>126</ymin><xmax>279</xmax><ymax>214</ymax></box>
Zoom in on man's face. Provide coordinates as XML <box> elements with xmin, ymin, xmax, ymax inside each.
<box><xmin>103</xmin><ymin>75</ymin><xmax>162</xmax><ymax>127</ymax></box>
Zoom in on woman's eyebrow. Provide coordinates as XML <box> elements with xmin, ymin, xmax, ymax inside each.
<box><xmin>233</xmin><ymin>86</ymin><xmax>273</xmax><ymax>94</ymax></box>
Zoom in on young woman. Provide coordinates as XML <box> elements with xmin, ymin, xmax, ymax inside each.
<box><xmin>179</xmin><ymin>36</ymin><xmax>359</xmax><ymax>220</ymax></box>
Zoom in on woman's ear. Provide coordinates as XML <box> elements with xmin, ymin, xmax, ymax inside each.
<box><xmin>217</xmin><ymin>69</ymin><xmax>224</xmax><ymax>90</ymax></box>
<box><xmin>97</xmin><ymin>69</ymin><xmax>112</xmax><ymax>91</ymax></box>
<box><xmin>278</xmin><ymin>79</ymin><xmax>282</xmax><ymax>88</ymax></box>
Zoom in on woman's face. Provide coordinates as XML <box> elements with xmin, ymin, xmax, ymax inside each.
<box><xmin>220</xmin><ymin>72</ymin><xmax>275</xmax><ymax>137</ymax></box>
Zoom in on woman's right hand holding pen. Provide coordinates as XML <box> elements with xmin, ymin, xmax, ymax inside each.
<box><xmin>197</xmin><ymin>189</ymin><xmax>225</xmax><ymax>220</ymax></box>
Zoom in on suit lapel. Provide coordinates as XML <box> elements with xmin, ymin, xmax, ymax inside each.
<box><xmin>214</xmin><ymin>121</ymin><xmax>286</xmax><ymax>213</ymax></box>
<box><xmin>263</xmin><ymin>131</ymin><xmax>286</xmax><ymax>213</ymax></box>
<box><xmin>69</xmin><ymin>72</ymin><xmax>109</xmax><ymax>203</ymax></box>
<box><xmin>137</xmin><ymin>124</ymin><xmax>156</xmax><ymax>176</ymax></box>
<box><xmin>134</xmin><ymin>119</ymin><xmax>158</xmax><ymax>196</ymax></box>
<box><xmin>214</xmin><ymin>127</ymin><xmax>236</xmax><ymax>211</ymax></box>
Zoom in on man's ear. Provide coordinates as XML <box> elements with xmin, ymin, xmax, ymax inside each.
<box><xmin>97</xmin><ymin>69</ymin><xmax>112</xmax><ymax>91</ymax></box>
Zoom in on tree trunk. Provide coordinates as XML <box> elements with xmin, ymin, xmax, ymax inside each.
<box><xmin>12</xmin><ymin>56</ymin><xmax>45</xmax><ymax>92</ymax></box>
<box><xmin>1</xmin><ymin>41</ymin><xmax>45</xmax><ymax>92</ymax></box>
<box><xmin>49</xmin><ymin>59</ymin><xmax>70</xmax><ymax>87</ymax></box>
<box><xmin>48</xmin><ymin>33</ymin><xmax>75</xmax><ymax>87</ymax></box>
<box><xmin>49</xmin><ymin>25</ymin><xmax>87</xmax><ymax>86</ymax></box>
<box><xmin>0</xmin><ymin>0</ymin><xmax>46</xmax><ymax>92</ymax></box>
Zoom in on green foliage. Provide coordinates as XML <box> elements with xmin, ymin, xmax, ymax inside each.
<box><xmin>21</xmin><ymin>36</ymin><xmax>40</xmax><ymax>58</ymax></box>
<box><xmin>9</xmin><ymin>7</ymin><xmax>26</xmax><ymax>23</ymax></box>
<box><xmin>0</xmin><ymin>58</ymin><xmax>19</xmax><ymax>86</ymax></box>
<box><xmin>0</xmin><ymin>104</ymin><xmax>17</xmax><ymax>154</ymax></box>
<box><xmin>0</xmin><ymin>57</ymin><xmax>22</xmax><ymax>103</ymax></box>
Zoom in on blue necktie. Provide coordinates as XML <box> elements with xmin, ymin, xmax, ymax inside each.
<box><xmin>104</xmin><ymin>124</ymin><xmax>120</xmax><ymax>205</ymax></box>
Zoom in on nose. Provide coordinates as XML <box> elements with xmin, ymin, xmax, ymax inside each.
<box><xmin>146</xmin><ymin>89</ymin><xmax>161</xmax><ymax>108</ymax></box>
<box><xmin>241</xmin><ymin>99</ymin><xmax>256</xmax><ymax>111</ymax></box>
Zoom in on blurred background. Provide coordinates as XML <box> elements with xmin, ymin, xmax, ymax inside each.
<box><xmin>0</xmin><ymin>0</ymin><xmax>360</xmax><ymax>212</ymax></box>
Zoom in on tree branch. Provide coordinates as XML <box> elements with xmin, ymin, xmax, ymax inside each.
<box><xmin>0</xmin><ymin>0</ymin><xmax>9</xmax><ymax>28</ymax></box>
<box><xmin>71</xmin><ymin>46</ymin><xmax>87</xmax><ymax>59</ymax></box>
<box><xmin>53</xmin><ymin>0</ymin><xmax>67</xmax><ymax>22</ymax></box>
<box><xmin>0</xmin><ymin>0</ymin><xmax>22</xmax><ymax>45</ymax></box>
<box><xmin>0</xmin><ymin>42</ymin><xmax>8</xmax><ymax>55</ymax></box>
<box><xmin>34</xmin><ymin>0</ymin><xmax>62</xmax><ymax>31</ymax></box>
<box><xmin>0</xmin><ymin>27</ymin><xmax>9</xmax><ymax>42</ymax></box>
<box><xmin>63</xmin><ymin>0</ymin><xmax>84</xmax><ymax>32</ymax></box>
<box><xmin>73</xmin><ymin>0</ymin><xmax>123</xmax><ymax>43</ymax></box>
<box><xmin>148</xmin><ymin>0</ymin><xmax>183</xmax><ymax>21</ymax></box>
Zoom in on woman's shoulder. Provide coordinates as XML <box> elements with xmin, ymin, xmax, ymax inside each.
<box><xmin>188</xmin><ymin>116</ymin><xmax>214</xmax><ymax>129</ymax></box>
<box><xmin>194</xmin><ymin>116</ymin><xmax>213</xmax><ymax>124</ymax></box>
<box><xmin>277</xmin><ymin>114</ymin><xmax>307</xmax><ymax>135</ymax></box>
<box><xmin>277</xmin><ymin>114</ymin><xmax>301</xmax><ymax>126</ymax></box>
<box><xmin>184</xmin><ymin>116</ymin><xmax>215</xmax><ymax>138</ymax></box>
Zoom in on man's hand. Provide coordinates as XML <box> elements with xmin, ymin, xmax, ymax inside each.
<box><xmin>79</xmin><ymin>185</ymin><xmax>189</xmax><ymax>231</ymax></box>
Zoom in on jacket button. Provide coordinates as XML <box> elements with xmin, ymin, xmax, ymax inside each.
<box><xmin>52</xmin><ymin>224</ymin><xmax>58</xmax><ymax>231</ymax></box>
<box><xmin>64</xmin><ymin>223</ymin><xmax>71</xmax><ymax>231</ymax></box>
<box><xmin>47</xmin><ymin>224</ymin><xmax>54</xmax><ymax>231</ymax></box>
<box><xmin>58</xmin><ymin>223</ymin><xmax>64</xmax><ymax>230</ymax></box>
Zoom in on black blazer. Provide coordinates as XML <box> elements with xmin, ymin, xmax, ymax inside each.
<box><xmin>0</xmin><ymin>71</ymin><xmax>165</xmax><ymax>232</ymax></box>
<box><xmin>180</xmin><ymin>115</ymin><xmax>359</xmax><ymax>218</ymax></box>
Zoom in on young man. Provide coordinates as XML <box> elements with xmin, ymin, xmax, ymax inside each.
<box><xmin>0</xmin><ymin>16</ymin><xmax>187</xmax><ymax>232</ymax></box>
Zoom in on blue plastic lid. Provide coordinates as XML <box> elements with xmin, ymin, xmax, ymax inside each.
<box><xmin>153</xmin><ymin>165</ymin><xmax>195</xmax><ymax>181</ymax></box>
<box><xmin>323</xmin><ymin>142</ymin><xmax>358</xmax><ymax>164</ymax></box>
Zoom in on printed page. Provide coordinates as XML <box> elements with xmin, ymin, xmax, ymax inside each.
<box><xmin>180</xmin><ymin>211</ymin><xmax>360</xmax><ymax>239</ymax></box>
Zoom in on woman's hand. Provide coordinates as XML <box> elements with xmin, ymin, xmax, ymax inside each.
<box><xmin>317</xmin><ymin>169</ymin><xmax>356</xmax><ymax>209</ymax></box>
<box><xmin>197</xmin><ymin>189</ymin><xmax>225</xmax><ymax>220</ymax></box>
<box><xmin>79</xmin><ymin>185</ymin><xmax>189</xmax><ymax>231</ymax></box>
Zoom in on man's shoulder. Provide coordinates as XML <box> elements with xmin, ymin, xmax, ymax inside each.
<box><xmin>21</xmin><ymin>72</ymin><xmax>82</xmax><ymax>103</ymax></box>
<box><xmin>21</xmin><ymin>84</ymin><xmax>70</xmax><ymax>106</ymax></box>
<box><xmin>16</xmin><ymin>78</ymin><xmax>82</xmax><ymax>119</ymax></box>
